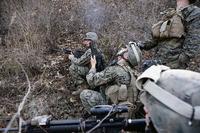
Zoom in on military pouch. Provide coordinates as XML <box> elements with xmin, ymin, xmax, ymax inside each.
<box><xmin>152</xmin><ymin>21</ymin><xmax>164</xmax><ymax>38</ymax></box>
<box><xmin>160</xmin><ymin>20</ymin><xmax>171</xmax><ymax>38</ymax></box>
<box><xmin>152</xmin><ymin>8</ymin><xmax>185</xmax><ymax>39</ymax></box>
<box><xmin>118</xmin><ymin>85</ymin><xmax>128</xmax><ymax>101</ymax></box>
<box><xmin>105</xmin><ymin>85</ymin><xmax>119</xmax><ymax>104</ymax></box>
<box><xmin>105</xmin><ymin>85</ymin><xmax>128</xmax><ymax>104</ymax></box>
<box><xmin>169</xmin><ymin>13</ymin><xmax>185</xmax><ymax>38</ymax></box>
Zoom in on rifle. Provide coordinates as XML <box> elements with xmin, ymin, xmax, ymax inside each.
<box><xmin>108</xmin><ymin>43</ymin><xmax>123</xmax><ymax>66</ymax></box>
<box><xmin>90</xmin><ymin>42</ymin><xmax>105</xmax><ymax>72</ymax></box>
<box><xmin>53</xmin><ymin>48</ymin><xmax>85</xmax><ymax>58</ymax></box>
<box><xmin>1</xmin><ymin>105</ymin><xmax>146</xmax><ymax>133</ymax></box>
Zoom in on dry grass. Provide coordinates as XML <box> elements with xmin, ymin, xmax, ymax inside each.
<box><xmin>1</xmin><ymin>0</ymin><xmax>176</xmax><ymax>58</ymax></box>
<box><xmin>0</xmin><ymin>0</ymin><xmax>184</xmax><ymax>120</ymax></box>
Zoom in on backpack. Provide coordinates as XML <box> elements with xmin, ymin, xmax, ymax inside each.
<box><xmin>152</xmin><ymin>8</ymin><xmax>185</xmax><ymax>39</ymax></box>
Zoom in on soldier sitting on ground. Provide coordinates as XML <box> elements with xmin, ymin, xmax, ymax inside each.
<box><xmin>80</xmin><ymin>42</ymin><xmax>142</xmax><ymax>117</ymax></box>
<box><xmin>68</xmin><ymin>32</ymin><xmax>104</xmax><ymax>95</ymax></box>
<box><xmin>136</xmin><ymin>65</ymin><xmax>200</xmax><ymax>133</ymax></box>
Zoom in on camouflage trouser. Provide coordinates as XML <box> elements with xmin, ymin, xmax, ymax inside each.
<box><xmin>69</xmin><ymin>63</ymin><xmax>89</xmax><ymax>86</ymax></box>
<box><xmin>80</xmin><ymin>89</ymin><xmax>107</xmax><ymax>112</ymax></box>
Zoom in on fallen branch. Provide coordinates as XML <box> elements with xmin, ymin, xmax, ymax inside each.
<box><xmin>4</xmin><ymin>60</ymin><xmax>32</xmax><ymax>133</ymax></box>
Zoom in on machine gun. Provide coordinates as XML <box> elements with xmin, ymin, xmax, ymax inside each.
<box><xmin>53</xmin><ymin>48</ymin><xmax>85</xmax><ymax>58</ymax></box>
<box><xmin>0</xmin><ymin>105</ymin><xmax>146</xmax><ymax>133</ymax></box>
<box><xmin>90</xmin><ymin>42</ymin><xmax>106</xmax><ymax>72</ymax></box>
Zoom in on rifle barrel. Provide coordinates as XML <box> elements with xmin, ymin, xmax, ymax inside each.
<box><xmin>0</xmin><ymin>127</ymin><xmax>18</xmax><ymax>132</ymax></box>
<box><xmin>0</xmin><ymin>118</ymin><xmax>146</xmax><ymax>133</ymax></box>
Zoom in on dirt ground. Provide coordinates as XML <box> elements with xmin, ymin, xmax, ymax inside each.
<box><xmin>0</xmin><ymin>41</ymin><xmax>85</xmax><ymax>127</ymax></box>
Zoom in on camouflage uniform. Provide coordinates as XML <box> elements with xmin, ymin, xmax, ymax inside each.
<box><xmin>80</xmin><ymin>42</ymin><xmax>142</xmax><ymax>114</ymax></box>
<box><xmin>69</xmin><ymin>48</ymin><xmax>91</xmax><ymax>86</ymax></box>
<box><xmin>142</xmin><ymin>5</ymin><xmax>200</xmax><ymax>69</ymax></box>
<box><xmin>69</xmin><ymin>32</ymin><xmax>103</xmax><ymax>90</ymax></box>
<box><xmin>69</xmin><ymin>45</ymin><xmax>104</xmax><ymax>84</ymax></box>
<box><xmin>80</xmin><ymin>63</ymin><xmax>137</xmax><ymax>113</ymax></box>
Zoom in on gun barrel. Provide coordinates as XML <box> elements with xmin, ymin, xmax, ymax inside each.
<box><xmin>0</xmin><ymin>118</ymin><xmax>146</xmax><ymax>133</ymax></box>
<box><xmin>0</xmin><ymin>127</ymin><xmax>18</xmax><ymax>132</ymax></box>
<box><xmin>124</xmin><ymin>118</ymin><xmax>146</xmax><ymax>131</ymax></box>
<box><xmin>30</xmin><ymin>118</ymin><xmax>146</xmax><ymax>133</ymax></box>
<box><xmin>63</xmin><ymin>48</ymin><xmax>72</xmax><ymax>54</ymax></box>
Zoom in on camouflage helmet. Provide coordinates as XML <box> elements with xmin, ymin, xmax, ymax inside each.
<box><xmin>84</xmin><ymin>32</ymin><xmax>98</xmax><ymax>42</ymax></box>
<box><xmin>126</xmin><ymin>41</ymin><xmax>142</xmax><ymax>67</ymax></box>
<box><xmin>137</xmin><ymin>66</ymin><xmax>200</xmax><ymax>133</ymax></box>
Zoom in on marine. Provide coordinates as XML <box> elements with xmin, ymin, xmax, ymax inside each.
<box><xmin>80</xmin><ymin>42</ymin><xmax>142</xmax><ymax>117</ymax></box>
<box><xmin>139</xmin><ymin>0</ymin><xmax>200</xmax><ymax>69</ymax></box>
<box><xmin>68</xmin><ymin>32</ymin><xmax>104</xmax><ymax>95</ymax></box>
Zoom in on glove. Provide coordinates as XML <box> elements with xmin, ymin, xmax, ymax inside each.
<box><xmin>68</xmin><ymin>54</ymin><xmax>74</xmax><ymax>60</ymax></box>
<box><xmin>136</xmin><ymin>41</ymin><xmax>145</xmax><ymax>50</ymax></box>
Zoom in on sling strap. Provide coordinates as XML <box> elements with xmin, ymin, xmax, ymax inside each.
<box><xmin>143</xmin><ymin>79</ymin><xmax>200</xmax><ymax>120</ymax></box>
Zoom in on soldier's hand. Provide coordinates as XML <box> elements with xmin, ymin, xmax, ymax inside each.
<box><xmin>90</xmin><ymin>55</ymin><xmax>96</xmax><ymax>68</ymax></box>
<box><xmin>68</xmin><ymin>52</ymin><xmax>74</xmax><ymax>60</ymax></box>
<box><xmin>136</xmin><ymin>41</ymin><xmax>145</xmax><ymax>50</ymax></box>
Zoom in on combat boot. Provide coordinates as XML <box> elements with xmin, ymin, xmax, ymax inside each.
<box><xmin>72</xmin><ymin>83</ymin><xmax>89</xmax><ymax>96</ymax></box>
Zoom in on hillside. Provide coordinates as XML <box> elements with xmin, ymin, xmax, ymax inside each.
<box><xmin>0</xmin><ymin>0</ymin><xmax>199</xmax><ymax>128</ymax></box>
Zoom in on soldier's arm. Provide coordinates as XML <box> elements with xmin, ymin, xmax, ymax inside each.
<box><xmin>140</xmin><ymin>38</ymin><xmax>158</xmax><ymax>50</ymax></box>
<box><xmin>180</xmin><ymin>7</ymin><xmax>200</xmax><ymax>60</ymax></box>
<box><xmin>86</xmin><ymin>66</ymin><xmax>116</xmax><ymax>88</ymax></box>
<box><xmin>69</xmin><ymin>49</ymin><xmax>91</xmax><ymax>65</ymax></box>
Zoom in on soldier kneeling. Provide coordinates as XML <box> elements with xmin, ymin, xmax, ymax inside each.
<box><xmin>80</xmin><ymin>42</ymin><xmax>142</xmax><ymax>118</ymax></box>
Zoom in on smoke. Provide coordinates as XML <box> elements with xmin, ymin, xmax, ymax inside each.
<box><xmin>83</xmin><ymin>0</ymin><xmax>105</xmax><ymax>32</ymax></box>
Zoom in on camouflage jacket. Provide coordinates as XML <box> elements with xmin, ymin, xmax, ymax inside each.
<box><xmin>69</xmin><ymin>43</ymin><xmax>103</xmax><ymax>66</ymax></box>
<box><xmin>86</xmin><ymin>65</ymin><xmax>131</xmax><ymax>89</ymax></box>
<box><xmin>69</xmin><ymin>48</ymin><xmax>91</xmax><ymax>66</ymax></box>
<box><xmin>86</xmin><ymin>63</ymin><xmax>138</xmax><ymax>104</ymax></box>
<box><xmin>143</xmin><ymin>5</ymin><xmax>200</xmax><ymax>69</ymax></box>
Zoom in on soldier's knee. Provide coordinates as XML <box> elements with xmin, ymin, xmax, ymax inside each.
<box><xmin>80</xmin><ymin>89</ymin><xmax>88</xmax><ymax>99</ymax></box>
<box><xmin>80</xmin><ymin>90</ymin><xmax>105</xmax><ymax>104</ymax></box>
<box><xmin>80</xmin><ymin>89</ymin><xmax>106</xmax><ymax>112</ymax></box>
<box><xmin>80</xmin><ymin>89</ymin><xmax>92</xmax><ymax>112</ymax></box>
<box><xmin>80</xmin><ymin>89</ymin><xmax>90</xmax><ymax>100</ymax></box>
<box><xmin>69</xmin><ymin>64</ymin><xmax>76</xmax><ymax>72</ymax></box>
